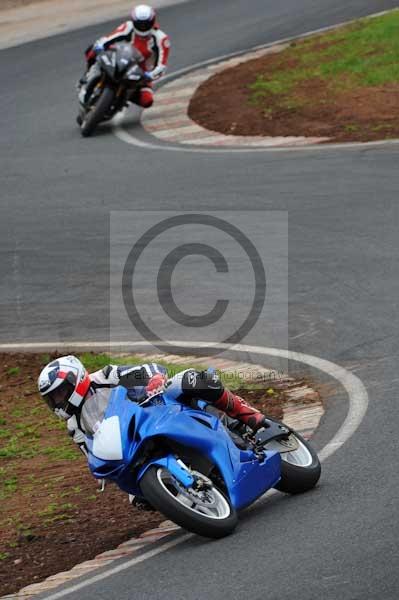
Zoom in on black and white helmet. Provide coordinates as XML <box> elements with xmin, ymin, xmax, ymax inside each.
<box><xmin>131</xmin><ymin>4</ymin><xmax>156</xmax><ymax>36</ymax></box>
<box><xmin>38</xmin><ymin>356</ymin><xmax>91</xmax><ymax>420</ymax></box>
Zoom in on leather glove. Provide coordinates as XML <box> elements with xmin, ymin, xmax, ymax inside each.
<box><xmin>93</xmin><ymin>40</ymin><xmax>105</xmax><ymax>53</ymax></box>
<box><xmin>67</xmin><ymin>416</ymin><xmax>88</xmax><ymax>456</ymax></box>
<box><xmin>145</xmin><ymin>373</ymin><xmax>167</xmax><ymax>398</ymax></box>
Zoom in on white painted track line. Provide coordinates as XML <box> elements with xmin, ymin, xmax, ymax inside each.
<box><xmin>113</xmin><ymin>9</ymin><xmax>399</xmax><ymax>154</ymax></box>
<box><xmin>0</xmin><ymin>340</ymin><xmax>368</xmax><ymax>598</ymax></box>
<box><xmin>38</xmin><ymin>534</ymin><xmax>193</xmax><ymax>600</ymax></box>
<box><xmin>0</xmin><ymin>340</ymin><xmax>367</xmax><ymax>461</ymax></box>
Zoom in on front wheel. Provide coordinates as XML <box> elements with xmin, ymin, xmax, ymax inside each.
<box><xmin>140</xmin><ymin>466</ymin><xmax>238</xmax><ymax>539</ymax></box>
<box><xmin>275</xmin><ymin>431</ymin><xmax>321</xmax><ymax>494</ymax></box>
<box><xmin>80</xmin><ymin>86</ymin><xmax>115</xmax><ymax>137</ymax></box>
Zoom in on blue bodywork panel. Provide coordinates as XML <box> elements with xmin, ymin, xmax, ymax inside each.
<box><xmin>87</xmin><ymin>386</ymin><xmax>281</xmax><ymax>510</ymax></box>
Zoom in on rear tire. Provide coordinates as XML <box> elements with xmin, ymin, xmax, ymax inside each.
<box><xmin>275</xmin><ymin>431</ymin><xmax>321</xmax><ymax>494</ymax></box>
<box><xmin>80</xmin><ymin>87</ymin><xmax>115</xmax><ymax>137</ymax></box>
<box><xmin>140</xmin><ymin>466</ymin><xmax>238</xmax><ymax>539</ymax></box>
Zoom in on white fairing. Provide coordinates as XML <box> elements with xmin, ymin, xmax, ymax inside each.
<box><xmin>92</xmin><ymin>416</ymin><xmax>123</xmax><ymax>461</ymax></box>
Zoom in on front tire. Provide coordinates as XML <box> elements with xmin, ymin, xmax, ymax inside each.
<box><xmin>80</xmin><ymin>86</ymin><xmax>115</xmax><ymax>137</ymax></box>
<box><xmin>275</xmin><ymin>431</ymin><xmax>321</xmax><ymax>494</ymax></box>
<box><xmin>140</xmin><ymin>466</ymin><xmax>238</xmax><ymax>539</ymax></box>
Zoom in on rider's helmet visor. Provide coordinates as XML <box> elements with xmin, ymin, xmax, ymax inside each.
<box><xmin>45</xmin><ymin>380</ymin><xmax>75</xmax><ymax>411</ymax></box>
<box><xmin>133</xmin><ymin>18</ymin><xmax>155</xmax><ymax>32</ymax></box>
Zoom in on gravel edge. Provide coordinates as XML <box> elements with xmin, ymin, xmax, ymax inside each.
<box><xmin>1</xmin><ymin>352</ymin><xmax>323</xmax><ymax>599</ymax></box>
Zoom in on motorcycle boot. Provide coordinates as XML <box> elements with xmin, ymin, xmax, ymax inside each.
<box><xmin>214</xmin><ymin>390</ymin><xmax>267</xmax><ymax>432</ymax></box>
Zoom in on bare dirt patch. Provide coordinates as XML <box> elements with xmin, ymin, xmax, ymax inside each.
<box><xmin>0</xmin><ymin>0</ymin><xmax>121</xmax><ymax>11</ymax></box>
<box><xmin>189</xmin><ymin>13</ymin><xmax>399</xmax><ymax>143</ymax></box>
<box><xmin>0</xmin><ymin>0</ymin><xmax>133</xmax><ymax>51</ymax></box>
<box><xmin>0</xmin><ymin>353</ymin><xmax>316</xmax><ymax>596</ymax></box>
<box><xmin>189</xmin><ymin>56</ymin><xmax>399</xmax><ymax>143</ymax></box>
<box><xmin>1</xmin><ymin>0</ymin><xmax>48</xmax><ymax>9</ymax></box>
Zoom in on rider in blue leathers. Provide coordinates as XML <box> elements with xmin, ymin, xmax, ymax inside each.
<box><xmin>38</xmin><ymin>356</ymin><xmax>268</xmax><ymax>507</ymax></box>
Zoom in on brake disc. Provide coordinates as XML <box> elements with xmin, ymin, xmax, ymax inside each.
<box><xmin>263</xmin><ymin>434</ymin><xmax>300</xmax><ymax>453</ymax></box>
<box><xmin>174</xmin><ymin>471</ymin><xmax>217</xmax><ymax>508</ymax></box>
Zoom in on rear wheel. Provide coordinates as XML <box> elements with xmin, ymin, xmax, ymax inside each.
<box><xmin>80</xmin><ymin>86</ymin><xmax>115</xmax><ymax>137</ymax></box>
<box><xmin>140</xmin><ymin>466</ymin><xmax>238</xmax><ymax>539</ymax></box>
<box><xmin>275</xmin><ymin>431</ymin><xmax>321</xmax><ymax>494</ymax></box>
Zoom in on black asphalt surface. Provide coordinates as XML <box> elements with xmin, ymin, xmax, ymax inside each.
<box><xmin>1</xmin><ymin>0</ymin><xmax>399</xmax><ymax>598</ymax></box>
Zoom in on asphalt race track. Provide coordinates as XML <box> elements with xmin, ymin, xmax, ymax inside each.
<box><xmin>1</xmin><ymin>0</ymin><xmax>399</xmax><ymax>598</ymax></box>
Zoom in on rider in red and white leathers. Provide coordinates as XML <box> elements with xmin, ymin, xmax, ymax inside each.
<box><xmin>79</xmin><ymin>4</ymin><xmax>170</xmax><ymax>109</ymax></box>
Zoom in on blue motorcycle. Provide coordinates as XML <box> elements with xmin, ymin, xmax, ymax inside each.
<box><xmin>86</xmin><ymin>386</ymin><xmax>321</xmax><ymax>538</ymax></box>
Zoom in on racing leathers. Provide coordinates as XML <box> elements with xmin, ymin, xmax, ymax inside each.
<box><xmin>67</xmin><ymin>363</ymin><xmax>266</xmax><ymax>455</ymax></box>
<box><xmin>80</xmin><ymin>21</ymin><xmax>170</xmax><ymax>108</ymax></box>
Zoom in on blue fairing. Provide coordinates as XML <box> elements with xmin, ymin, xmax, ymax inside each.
<box><xmin>87</xmin><ymin>386</ymin><xmax>281</xmax><ymax>510</ymax></box>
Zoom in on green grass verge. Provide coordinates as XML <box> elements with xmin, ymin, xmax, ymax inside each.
<box><xmin>0</xmin><ymin>353</ymin><xmax>243</xmax><ymax>476</ymax></box>
<box><xmin>77</xmin><ymin>352</ymin><xmax>250</xmax><ymax>390</ymax></box>
<box><xmin>0</xmin><ymin>352</ymin><xmax>280</xmax><ymax>547</ymax></box>
<box><xmin>250</xmin><ymin>10</ymin><xmax>399</xmax><ymax>106</ymax></box>
<box><xmin>77</xmin><ymin>352</ymin><xmax>206</xmax><ymax>378</ymax></box>
<box><xmin>0</xmin><ymin>352</ymin><xmax>266</xmax><ymax>511</ymax></box>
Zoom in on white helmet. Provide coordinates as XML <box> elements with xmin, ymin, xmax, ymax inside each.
<box><xmin>131</xmin><ymin>4</ymin><xmax>156</xmax><ymax>36</ymax></box>
<box><xmin>38</xmin><ymin>356</ymin><xmax>91</xmax><ymax>420</ymax></box>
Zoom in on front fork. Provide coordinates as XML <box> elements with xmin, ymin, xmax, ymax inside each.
<box><xmin>138</xmin><ymin>455</ymin><xmax>195</xmax><ymax>489</ymax></box>
<box><xmin>81</xmin><ymin>75</ymin><xmax>104</xmax><ymax>108</ymax></box>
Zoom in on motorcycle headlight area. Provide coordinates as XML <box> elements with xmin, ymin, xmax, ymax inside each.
<box><xmin>100</xmin><ymin>54</ymin><xmax>115</xmax><ymax>67</ymax></box>
<box><xmin>127</xmin><ymin>67</ymin><xmax>142</xmax><ymax>81</ymax></box>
